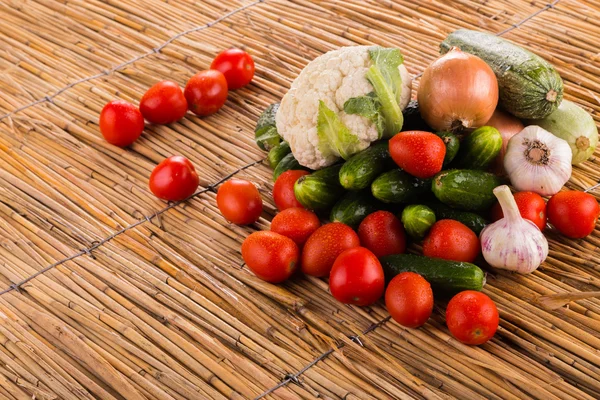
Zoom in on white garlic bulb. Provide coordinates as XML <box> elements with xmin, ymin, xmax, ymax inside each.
<box><xmin>480</xmin><ymin>185</ymin><xmax>548</xmax><ymax>274</ymax></box>
<box><xmin>504</xmin><ymin>125</ymin><xmax>572</xmax><ymax>197</ymax></box>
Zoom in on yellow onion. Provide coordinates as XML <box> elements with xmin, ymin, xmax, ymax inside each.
<box><xmin>418</xmin><ymin>47</ymin><xmax>499</xmax><ymax>131</ymax></box>
<box><xmin>487</xmin><ymin>109</ymin><xmax>525</xmax><ymax>174</ymax></box>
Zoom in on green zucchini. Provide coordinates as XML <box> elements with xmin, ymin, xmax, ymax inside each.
<box><xmin>255</xmin><ymin>103</ymin><xmax>281</xmax><ymax>151</ymax></box>
<box><xmin>440</xmin><ymin>29</ymin><xmax>563</xmax><ymax>119</ymax></box>
<box><xmin>455</xmin><ymin>126</ymin><xmax>502</xmax><ymax>169</ymax></box>
<box><xmin>294</xmin><ymin>164</ymin><xmax>345</xmax><ymax>211</ymax></box>
<box><xmin>371</xmin><ymin>169</ymin><xmax>431</xmax><ymax>204</ymax></box>
<box><xmin>432</xmin><ymin>169</ymin><xmax>502</xmax><ymax>211</ymax></box>
<box><xmin>401</xmin><ymin>205</ymin><xmax>436</xmax><ymax>239</ymax></box>
<box><xmin>380</xmin><ymin>254</ymin><xmax>485</xmax><ymax>293</ymax></box>
<box><xmin>273</xmin><ymin>153</ymin><xmax>310</xmax><ymax>181</ymax></box>
<box><xmin>330</xmin><ymin>190</ymin><xmax>382</xmax><ymax>228</ymax></box>
<box><xmin>435</xmin><ymin>131</ymin><xmax>460</xmax><ymax>166</ymax></box>
<box><xmin>267</xmin><ymin>141</ymin><xmax>291</xmax><ymax>169</ymax></box>
<box><xmin>426</xmin><ymin>202</ymin><xmax>488</xmax><ymax>235</ymax></box>
<box><xmin>339</xmin><ymin>141</ymin><xmax>392</xmax><ymax>190</ymax></box>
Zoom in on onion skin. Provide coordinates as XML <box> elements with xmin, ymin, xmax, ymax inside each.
<box><xmin>487</xmin><ymin>109</ymin><xmax>525</xmax><ymax>174</ymax></box>
<box><xmin>418</xmin><ymin>48</ymin><xmax>499</xmax><ymax>132</ymax></box>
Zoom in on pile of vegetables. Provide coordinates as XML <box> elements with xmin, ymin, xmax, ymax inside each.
<box><xmin>220</xmin><ymin>30</ymin><xmax>599</xmax><ymax>346</ymax></box>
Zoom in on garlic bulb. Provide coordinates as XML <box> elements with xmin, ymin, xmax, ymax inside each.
<box><xmin>480</xmin><ymin>185</ymin><xmax>548</xmax><ymax>274</ymax></box>
<box><xmin>504</xmin><ymin>125</ymin><xmax>572</xmax><ymax>196</ymax></box>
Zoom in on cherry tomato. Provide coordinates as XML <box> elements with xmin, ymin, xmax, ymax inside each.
<box><xmin>273</xmin><ymin>170</ymin><xmax>310</xmax><ymax>211</ymax></box>
<box><xmin>271</xmin><ymin>207</ymin><xmax>320</xmax><ymax>247</ymax></box>
<box><xmin>389</xmin><ymin>131</ymin><xmax>446</xmax><ymax>178</ymax></box>
<box><xmin>99</xmin><ymin>100</ymin><xmax>144</xmax><ymax>147</ymax></box>
<box><xmin>149</xmin><ymin>156</ymin><xmax>199</xmax><ymax>201</ymax></box>
<box><xmin>139</xmin><ymin>80</ymin><xmax>188</xmax><ymax>124</ymax></box>
<box><xmin>302</xmin><ymin>222</ymin><xmax>360</xmax><ymax>277</ymax></box>
<box><xmin>491</xmin><ymin>191</ymin><xmax>546</xmax><ymax>231</ymax></box>
<box><xmin>547</xmin><ymin>191</ymin><xmax>599</xmax><ymax>238</ymax></box>
<box><xmin>446</xmin><ymin>290</ymin><xmax>499</xmax><ymax>345</ymax></box>
<box><xmin>358</xmin><ymin>211</ymin><xmax>406</xmax><ymax>257</ymax></box>
<box><xmin>184</xmin><ymin>70</ymin><xmax>228</xmax><ymax>116</ymax></box>
<box><xmin>241</xmin><ymin>231</ymin><xmax>298</xmax><ymax>283</ymax></box>
<box><xmin>329</xmin><ymin>247</ymin><xmax>385</xmax><ymax>306</ymax></box>
<box><xmin>423</xmin><ymin>219</ymin><xmax>480</xmax><ymax>263</ymax></box>
<box><xmin>210</xmin><ymin>48</ymin><xmax>255</xmax><ymax>90</ymax></box>
<box><xmin>216</xmin><ymin>179</ymin><xmax>263</xmax><ymax>225</ymax></box>
<box><xmin>385</xmin><ymin>272</ymin><xmax>433</xmax><ymax>328</ymax></box>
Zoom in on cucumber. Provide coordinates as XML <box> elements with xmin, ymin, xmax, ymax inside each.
<box><xmin>339</xmin><ymin>141</ymin><xmax>392</xmax><ymax>190</ymax></box>
<box><xmin>435</xmin><ymin>131</ymin><xmax>460</xmax><ymax>166</ymax></box>
<box><xmin>267</xmin><ymin>141</ymin><xmax>291</xmax><ymax>169</ymax></box>
<box><xmin>273</xmin><ymin>153</ymin><xmax>310</xmax><ymax>181</ymax></box>
<box><xmin>401</xmin><ymin>205</ymin><xmax>436</xmax><ymax>239</ymax></box>
<box><xmin>294</xmin><ymin>164</ymin><xmax>345</xmax><ymax>211</ymax></box>
<box><xmin>440</xmin><ymin>29</ymin><xmax>563</xmax><ymax>119</ymax></box>
<box><xmin>426</xmin><ymin>202</ymin><xmax>488</xmax><ymax>235</ymax></box>
<box><xmin>432</xmin><ymin>169</ymin><xmax>502</xmax><ymax>211</ymax></box>
<box><xmin>380</xmin><ymin>254</ymin><xmax>485</xmax><ymax>293</ymax></box>
<box><xmin>402</xmin><ymin>100</ymin><xmax>432</xmax><ymax>132</ymax></box>
<box><xmin>255</xmin><ymin>103</ymin><xmax>281</xmax><ymax>151</ymax></box>
<box><xmin>330</xmin><ymin>190</ymin><xmax>382</xmax><ymax>228</ymax></box>
<box><xmin>371</xmin><ymin>169</ymin><xmax>431</xmax><ymax>204</ymax></box>
<box><xmin>455</xmin><ymin>126</ymin><xmax>502</xmax><ymax>169</ymax></box>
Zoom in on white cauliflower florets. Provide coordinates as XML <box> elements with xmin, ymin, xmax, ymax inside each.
<box><xmin>276</xmin><ymin>46</ymin><xmax>412</xmax><ymax>170</ymax></box>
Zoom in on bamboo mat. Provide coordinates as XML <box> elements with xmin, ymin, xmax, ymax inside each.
<box><xmin>0</xmin><ymin>0</ymin><xmax>599</xmax><ymax>399</ymax></box>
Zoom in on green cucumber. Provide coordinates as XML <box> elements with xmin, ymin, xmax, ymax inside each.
<box><xmin>401</xmin><ymin>205</ymin><xmax>436</xmax><ymax>239</ymax></box>
<box><xmin>294</xmin><ymin>164</ymin><xmax>345</xmax><ymax>211</ymax></box>
<box><xmin>267</xmin><ymin>141</ymin><xmax>291</xmax><ymax>169</ymax></box>
<box><xmin>330</xmin><ymin>190</ymin><xmax>383</xmax><ymax>228</ymax></box>
<box><xmin>255</xmin><ymin>103</ymin><xmax>281</xmax><ymax>151</ymax></box>
<box><xmin>432</xmin><ymin>169</ymin><xmax>502</xmax><ymax>211</ymax></box>
<box><xmin>371</xmin><ymin>169</ymin><xmax>431</xmax><ymax>204</ymax></box>
<box><xmin>426</xmin><ymin>202</ymin><xmax>488</xmax><ymax>235</ymax></box>
<box><xmin>456</xmin><ymin>126</ymin><xmax>502</xmax><ymax>169</ymax></box>
<box><xmin>435</xmin><ymin>131</ymin><xmax>460</xmax><ymax>166</ymax></box>
<box><xmin>380</xmin><ymin>254</ymin><xmax>485</xmax><ymax>293</ymax></box>
<box><xmin>440</xmin><ymin>29</ymin><xmax>563</xmax><ymax>119</ymax></box>
<box><xmin>273</xmin><ymin>153</ymin><xmax>310</xmax><ymax>181</ymax></box>
<box><xmin>339</xmin><ymin>141</ymin><xmax>392</xmax><ymax>190</ymax></box>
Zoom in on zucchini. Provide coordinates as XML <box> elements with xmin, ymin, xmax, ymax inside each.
<box><xmin>455</xmin><ymin>126</ymin><xmax>502</xmax><ymax>169</ymax></box>
<box><xmin>432</xmin><ymin>169</ymin><xmax>502</xmax><ymax>211</ymax></box>
<box><xmin>435</xmin><ymin>131</ymin><xmax>460</xmax><ymax>166</ymax></box>
<box><xmin>330</xmin><ymin>190</ymin><xmax>382</xmax><ymax>228</ymax></box>
<box><xmin>273</xmin><ymin>153</ymin><xmax>310</xmax><ymax>181</ymax></box>
<box><xmin>426</xmin><ymin>202</ymin><xmax>488</xmax><ymax>235</ymax></box>
<box><xmin>255</xmin><ymin>103</ymin><xmax>281</xmax><ymax>151</ymax></box>
<box><xmin>267</xmin><ymin>141</ymin><xmax>291</xmax><ymax>169</ymax></box>
<box><xmin>402</xmin><ymin>100</ymin><xmax>432</xmax><ymax>132</ymax></box>
<box><xmin>372</xmin><ymin>169</ymin><xmax>431</xmax><ymax>204</ymax></box>
<box><xmin>339</xmin><ymin>141</ymin><xmax>392</xmax><ymax>190</ymax></box>
<box><xmin>440</xmin><ymin>29</ymin><xmax>563</xmax><ymax>119</ymax></box>
<box><xmin>294</xmin><ymin>164</ymin><xmax>345</xmax><ymax>211</ymax></box>
<box><xmin>380</xmin><ymin>254</ymin><xmax>485</xmax><ymax>293</ymax></box>
<box><xmin>401</xmin><ymin>205</ymin><xmax>436</xmax><ymax>239</ymax></box>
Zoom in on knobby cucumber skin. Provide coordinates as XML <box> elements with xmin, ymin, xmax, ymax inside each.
<box><xmin>294</xmin><ymin>164</ymin><xmax>344</xmax><ymax>211</ymax></box>
<box><xmin>339</xmin><ymin>141</ymin><xmax>392</xmax><ymax>190</ymax></box>
<box><xmin>440</xmin><ymin>29</ymin><xmax>563</xmax><ymax>119</ymax></box>
<box><xmin>432</xmin><ymin>169</ymin><xmax>502</xmax><ymax>212</ymax></box>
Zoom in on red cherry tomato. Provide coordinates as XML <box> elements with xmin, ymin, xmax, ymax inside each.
<box><xmin>184</xmin><ymin>70</ymin><xmax>228</xmax><ymax>116</ymax></box>
<box><xmin>271</xmin><ymin>207</ymin><xmax>320</xmax><ymax>247</ymax></box>
<box><xmin>273</xmin><ymin>170</ymin><xmax>310</xmax><ymax>211</ymax></box>
<box><xmin>139</xmin><ymin>80</ymin><xmax>188</xmax><ymax>124</ymax></box>
<box><xmin>547</xmin><ymin>191</ymin><xmax>599</xmax><ymax>238</ymax></box>
<box><xmin>329</xmin><ymin>247</ymin><xmax>385</xmax><ymax>306</ymax></box>
<box><xmin>389</xmin><ymin>131</ymin><xmax>446</xmax><ymax>178</ymax></box>
<box><xmin>491</xmin><ymin>191</ymin><xmax>546</xmax><ymax>231</ymax></box>
<box><xmin>358</xmin><ymin>211</ymin><xmax>406</xmax><ymax>257</ymax></box>
<box><xmin>210</xmin><ymin>48</ymin><xmax>255</xmax><ymax>90</ymax></box>
<box><xmin>241</xmin><ymin>231</ymin><xmax>299</xmax><ymax>283</ymax></box>
<box><xmin>423</xmin><ymin>219</ymin><xmax>480</xmax><ymax>263</ymax></box>
<box><xmin>446</xmin><ymin>291</ymin><xmax>499</xmax><ymax>345</ymax></box>
<box><xmin>99</xmin><ymin>100</ymin><xmax>144</xmax><ymax>147</ymax></box>
<box><xmin>301</xmin><ymin>222</ymin><xmax>360</xmax><ymax>277</ymax></box>
<box><xmin>216</xmin><ymin>179</ymin><xmax>263</xmax><ymax>225</ymax></box>
<box><xmin>149</xmin><ymin>156</ymin><xmax>199</xmax><ymax>201</ymax></box>
<box><xmin>385</xmin><ymin>272</ymin><xmax>433</xmax><ymax>328</ymax></box>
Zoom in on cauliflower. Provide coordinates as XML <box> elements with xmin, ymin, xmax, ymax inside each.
<box><xmin>276</xmin><ymin>46</ymin><xmax>412</xmax><ymax>169</ymax></box>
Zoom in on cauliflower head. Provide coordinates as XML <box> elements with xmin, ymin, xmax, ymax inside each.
<box><xmin>276</xmin><ymin>46</ymin><xmax>412</xmax><ymax>170</ymax></box>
